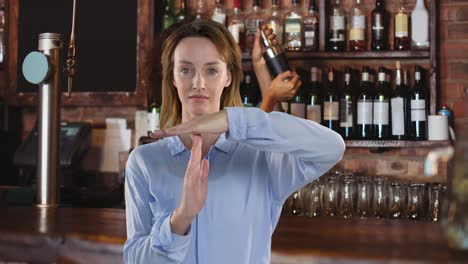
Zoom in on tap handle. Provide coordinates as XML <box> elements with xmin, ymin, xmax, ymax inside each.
<box><xmin>64</xmin><ymin>0</ymin><xmax>77</xmax><ymax>97</ymax></box>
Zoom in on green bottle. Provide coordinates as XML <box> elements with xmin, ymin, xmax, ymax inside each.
<box><xmin>162</xmin><ymin>0</ymin><xmax>175</xmax><ymax>31</ymax></box>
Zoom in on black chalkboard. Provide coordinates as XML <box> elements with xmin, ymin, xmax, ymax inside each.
<box><xmin>17</xmin><ymin>0</ymin><xmax>137</xmax><ymax>93</ymax></box>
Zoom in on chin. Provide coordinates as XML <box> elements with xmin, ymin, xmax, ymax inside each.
<box><xmin>189</xmin><ymin>105</ymin><xmax>218</xmax><ymax>116</ymax></box>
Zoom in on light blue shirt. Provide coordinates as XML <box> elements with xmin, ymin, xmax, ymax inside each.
<box><xmin>124</xmin><ymin>107</ymin><xmax>345</xmax><ymax>264</ymax></box>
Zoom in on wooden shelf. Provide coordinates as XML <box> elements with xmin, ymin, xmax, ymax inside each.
<box><xmin>242</xmin><ymin>51</ymin><xmax>430</xmax><ymax>61</ymax></box>
<box><xmin>345</xmin><ymin>140</ymin><xmax>451</xmax><ymax>148</ymax></box>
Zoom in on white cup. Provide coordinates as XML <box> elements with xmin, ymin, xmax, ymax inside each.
<box><xmin>428</xmin><ymin>115</ymin><xmax>449</xmax><ymax>140</ymax></box>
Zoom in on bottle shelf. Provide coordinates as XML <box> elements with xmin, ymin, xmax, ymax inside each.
<box><xmin>345</xmin><ymin>140</ymin><xmax>451</xmax><ymax>148</ymax></box>
<box><xmin>242</xmin><ymin>50</ymin><xmax>430</xmax><ymax>61</ymax></box>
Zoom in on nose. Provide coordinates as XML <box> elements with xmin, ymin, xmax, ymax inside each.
<box><xmin>192</xmin><ymin>72</ymin><xmax>206</xmax><ymax>90</ymax></box>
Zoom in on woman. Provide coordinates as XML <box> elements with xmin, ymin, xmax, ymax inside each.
<box><xmin>124</xmin><ymin>20</ymin><xmax>345</xmax><ymax>264</ymax></box>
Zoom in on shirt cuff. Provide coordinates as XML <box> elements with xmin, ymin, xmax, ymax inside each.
<box><xmin>150</xmin><ymin>212</ymin><xmax>192</xmax><ymax>251</ymax></box>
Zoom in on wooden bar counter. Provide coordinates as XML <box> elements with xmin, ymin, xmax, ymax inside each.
<box><xmin>1</xmin><ymin>207</ymin><xmax>467</xmax><ymax>263</ymax></box>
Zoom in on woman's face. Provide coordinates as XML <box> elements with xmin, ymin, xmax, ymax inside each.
<box><xmin>172</xmin><ymin>37</ymin><xmax>232</xmax><ymax>118</ymax></box>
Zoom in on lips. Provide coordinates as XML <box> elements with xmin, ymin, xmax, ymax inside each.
<box><xmin>189</xmin><ymin>95</ymin><xmax>209</xmax><ymax>100</ymax></box>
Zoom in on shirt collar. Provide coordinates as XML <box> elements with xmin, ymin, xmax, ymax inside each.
<box><xmin>167</xmin><ymin>133</ymin><xmax>233</xmax><ymax>156</ymax></box>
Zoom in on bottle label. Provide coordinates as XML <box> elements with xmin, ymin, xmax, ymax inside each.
<box><xmin>340</xmin><ymin>98</ymin><xmax>354</xmax><ymax>127</ymax></box>
<box><xmin>290</xmin><ymin>103</ymin><xmax>306</xmax><ymax>118</ymax></box>
<box><xmin>372</xmin><ymin>14</ymin><xmax>385</xmax><ymax>40</ymax></box>
<box><xmin>350</xmin><ymin>28</ymin><xmax>365</xmax><ymax>41</ymax></box>
<box><xmin>330</xmin><ymin>15</ymin><xmax>345</xmax><ymax>30</ymax></box>
<box><xmin>285</xmin><ymin>20</ymin><xmax>301</xmax><ymax>33</ymax></box>
<box><xmin>352</xmin><ymin>15</ymin><xmax>366</xmax><ymax>29</ymax></box>
<box><xmin>307</xmin><ymin>105</ymin><xmax>321</xmax><ymax>123</ymax></box>
<box><xmin>212</xmin><ymin>14</ymin><xmax>226</xmax><ymax>25</ymax></box>
<box><xmin>395</xmin><ymin>13</ymin><xmax>408</xmax><ymax>37</ymax></box>
<box><xmin>304</xmin><ymin>30</ymin><xmax>316</xmax><ymax>45</ymax></box>
<box><xmin>324</xmin><ymin>101</ymin><xmax>339</xmax><ymax>120</ymax></box>
<box><xmin>373</xmin><ymin>100</ymin><xmax>389</xmax><ymax>125</ymax></box>
<box><xmin>147</xmin><ymin>112</ymin><xmax>160</xmax><ymax>131</ymax></box>
<box><xmin>357</xmin><ymin>101</ymin><xmax>373</xmax><ymax>125</ymax></box>
<box><xmin>228</xmin><ymin>24</ymin><xmax>240</xmax><ymax>44</ymax></box>
<box><xmin>411</xmin><ymin>99</ymin><xmax>426</xmax><ymax>121</ymax></box>
<box><xmin>391</xmin><ymin>97</ymin><xmax>405</xmax><ymax>135</ymax></box>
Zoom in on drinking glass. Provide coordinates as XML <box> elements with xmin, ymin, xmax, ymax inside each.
<box><xmin>407</xmin><ymin>183</ymin><xmax>427</xmax><ymax>220</ymax></box>
<box><xmin>428</xmin><ymin>183</ymin><xmax>446</xmax><ymax>222</ymax></box>
<box><xmin>323</xmin><ymin>175</ymin><xmax>340</xmax><ymax>216</ymax></box>
<box><xmin>306</xmin><ymin>179</ymin><xmax>324</xmax><ymax>217</ymax></box>
<box><xmin>389</xmin><ymin>182</ymin><xmax>407</xmax><ymax>219</ymax></box>
<box><xmin>372</xmin><ymin>176</ymin><xmax>388</xmax><ymax>219</ymax></box>
<box><xmin>356</xmin><ymin>176</ymin><xmax>371</xmax><ymax>218</ymax></box>
<box><xmin>340</xmin><ymin>175</ymin><xmax>356</xmax><ymax>219</ymax></box>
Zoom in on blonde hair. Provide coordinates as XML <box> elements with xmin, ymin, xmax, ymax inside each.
<box><xmin>159</xmin><ymin>20</ymin><xmax>243</xmax><ymax>129</ymax></box>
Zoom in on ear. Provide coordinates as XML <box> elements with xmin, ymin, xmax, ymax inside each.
<box><xmin>224</xmin><ymin>70</ymin><xmax>232</xmax><ymax>88</ymax></box>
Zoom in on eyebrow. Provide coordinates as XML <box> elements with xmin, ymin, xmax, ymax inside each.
<box><xmin>178</xmin><ymin>60</ymin><xmax>222</xmax><ymax>66</ymax></box>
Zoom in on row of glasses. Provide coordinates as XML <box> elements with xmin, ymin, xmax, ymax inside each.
<box><xmin>284</xmin><ymin>171</ymin><xmax>447</xmax><ymax>222</ymax></box>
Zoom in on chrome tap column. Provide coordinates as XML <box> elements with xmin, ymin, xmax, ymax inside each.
<box><xmin>23</xmin><ymin>33</ymin><xmax>64</xmax><ymax>207</ymax></box>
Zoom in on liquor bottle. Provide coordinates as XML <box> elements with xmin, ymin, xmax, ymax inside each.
<box><xmin>147</xmin><ymin>97</ymin><xmax>160</xmax><ymax>136</ymax></box>
<box><xmin>371</xmin><ymin>0</ymin><xmax>388</xmax><ymax>51</ymax></box>
<box><xmin>176</xmin><ymin>0</ymin><xmax>192</xmax><ymax>22</ymax></box>
<box><xmin>394</xmin><ymin>0</ymin><xmax>410</xmax><ymax>50</ymax></box>
<box><xmin>411</xmin><ymin>0</ymin><xmax>429</xmax><ymax>50</ymax></box>
<box><xmin>211</xmin><ymin>0</ymin><xmax>227</xmax><ymax>26</ymax></box>
<box><xmin>340</xmin><ymin>67</ymin><xmax>355</xmax><ymax>139</ymax></box>
<box><xmin>303</xmin><ymin>0</ymin><xmax>319</xmax><ymax>52</ymax></box>
<box><xmin>373</xmin><ymin>66</ymin><xmax>390</xmax><ymax>139</ymax></box>
<box><xmin>391</xmin><ymin>61</ymin><xmax>408</xmax><ymax>139</ymax></box>
<box><xmin>349</xmin><ymin>0</ymin><xmax>366</xmax><ymax>51</ymax></box>
<box><xmin>409</xmin><ymin>65</ymin><xmax>427</xmax><ymax>140</ymax></box>
<box><xmin>266</xmin><ymin>0</ymin><xmax>283</xmax><ymax>46</ymax></box>
<box><xmin>228</xmin><ymin>0</ymin><xmax>246</xmax><ymax>52</ymax></box>
<box><xmin>194</xmin><ymin>0</ymin><xmax>210</xmax><ymax>20</ymax></box>
<box><xmin>328</xmin><ymin>0</ymin><xmax>346</xmax><ymax>52</ymax></box>
<box><xmin>306</xmin><ymin>67</ymin><xmax>322</xmax><ymax>123</ymax></box>
<box><xmin>241</xmin><ymin>72</ymin><xmax>255</xmax><ymax>107</ymax></box>
<box><xmin>357</xmin><ymin>67</ymin><xmax>373</xmax><ymax>139</ymax></box>
<box><xmin>162</xmin><ymin>0</ymin><xmax>175</xmax><ymax>31</ymax></box>
<box><xmin>245</xmin><ymin>0</ymin><xmax>264</xmax><ymax>53</ymax></box>
<box><xmin>322</xmin><ymin>68</ymin><xmax>340</xmax><ymax>132</ymax></box>
<box><xmin>284</xmin><ymin>0</ymin><xmax>303</xmax><ymax>51</ymax></box>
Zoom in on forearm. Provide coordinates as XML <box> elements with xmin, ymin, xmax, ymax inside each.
<box><xmin>170</xmin><ymin>208</ymin><xmax>193</xmax><ymax>235</ymax></box>
<box><xmin>253</xmin><ymin>62</ymin><xmax>272</xmax><ymax>97</ymax></box>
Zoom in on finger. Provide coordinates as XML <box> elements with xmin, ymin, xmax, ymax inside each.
<box><xmin>265</xmin><ymin>28</ymin><xmax>273</xmax><ymax>36</ymax></box>
<box><xmin>254</xmin><ymin>28</ymin><xmax>261</xmax><ymax>49</ymax></box>
<box><xmin>190</xmin><ymin>134</ymin><xmax>203</xmax><ymax>164</ymax></box>
<box><xmin>200</xmin><ymin>159</ymin><xmax>210</xmax><ymax>183</ymax></box>
<box><xmin>275</xmin><ymin>70</ymin><xmax>293</xmax><ymax>81</ymax></box>
<box><xmin>149</xmin><ymin>130</ymin><xmax>170</xmax><ymax>139</ymax></box>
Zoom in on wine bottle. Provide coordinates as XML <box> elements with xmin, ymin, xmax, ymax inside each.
<box><xmin>373</xmin><ymin>66</ymin><xmax>390</xmax><ymax>139</ymax></box>
<box><xmin>371</xmin><ymin>0</ymin><xmax>388</xmax><ymax>51</ymax></box>
<box><xmin>147</xmin><ymin>97</ymin><xmax>160</xmax><ymax>136</ymax></box>
<box><xmin>391</xmin><ymin>61</ymin><xmax>408</xmax><ymax>139</ymax></box>
<box><xmin>340</xmin><ymin>67</ymin><xmax>355</xmax><ymax>139</ymax></box>
<box><xmin>411</xmin><ymin>0</ymin><xmax>429</xmax><ymax>50</ymax></box>
<box><xmin>284</xmin><ymin>0</ymin><xmax>303</xmax><ymax>51</ymax></box>
<box><xmin>409</xmin><ymin>65</ymin><xmax>427</xmax><ymax>140</ymax></box>
<box><xmin>306</xmin><ymin>67</ymin><xmax>322</xmax><ymax>123</ymax></box>
<box><xmin>211</xmin><ymin>0</ymin><xmax>227</xmax><ymax>26</ymax></box>
<box><xmin>349</xmin><ymin>0</ymin><xmax>366</xmax><ymax>51</ymax></box>
<box><xmin>290</xmin><ymin>87</ymin><xmax>306</xmax><ymax>118</ymax></box>
<box><xmin>241</xmin><ymin>72</ymin><xmax>255</xmax><ymax>107</ymax></box>
<box><xmin>266</xmin><ymin>0</ymin><xmax>283</xmax><ymax>46</ymax></box>
<box><xmin>245</xmin><ymin>0</ymin><xmax>264</xmax><ymax>53</ymax></box>
<box><xmin>357</xmin><ymin>67</ymin><xmax>373</xmax><ymax>139</ymax></box>
<box><xmin>394</xmin><ymin>0</ymin><xmax>410</xmax><ymax>50</ymax></box>
<box><xmin>322</xmin><ymin>68</ymin><xmax>340</xmax><ymax>132</ymax></box>
<box><xmin>328</xmin><ymin>0</ymin><xmax>346</xmax><ymax>52</ymax></box>
<box><xmin>227</xmin><ymin>0</ymin><xmax>246</xmax><ymax>53</ymax></box>
<box><xmin>303</xmin><ymin>0</ymin><xmax>319</xmax><ymax>52</ymax></box>
<box><xmin>162</xmin><ymin>0</ymin><xmax>175</xmax><ymax>31</ymax></box>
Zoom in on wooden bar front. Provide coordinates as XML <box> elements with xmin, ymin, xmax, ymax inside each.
<box><xmin>1</xmin><ymin>207</ymin><xmax>467</xmax><ymax>263</ymax></box>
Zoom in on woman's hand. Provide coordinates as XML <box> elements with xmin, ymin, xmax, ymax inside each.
<box><xmin>260</xmin><ymin>71</ymin><xmax>302</xmax><ymax>112</ymax></box>
<box><xmin>150</xmin><ymin>110</ymin><xmax>228</xmax><ymax>139</ymax></box>
<box><xmin>251</xmin><ymin>25</ymin><xmax>276</xmax><ymax>67</ymax></box>
<box><xmin>170</xmin><ymin>134</ymin><xmax>210</xmax><ymax>235</ymax></box>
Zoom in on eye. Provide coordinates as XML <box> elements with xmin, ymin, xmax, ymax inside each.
<box><xmin>207</xmin><ymin>68</ymin><xmax>218</xmax><ymax>75</ymax></box>
<box><xmin>180</xmin><ymin>67</ymin><xmax>191</xmax><ymax>74</ymax></box>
